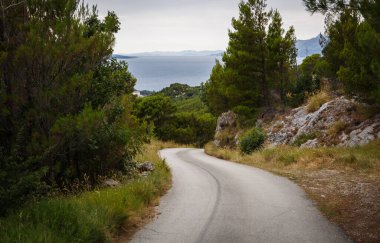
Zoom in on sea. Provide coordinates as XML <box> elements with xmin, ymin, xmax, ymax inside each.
<box><xmin>121</xmin><ymin>56</ymin><xmax>221</xmax><ymax>91</ymax></box>
<box><xmin>121</xmin><ymin>55</ymin><xmax>304</xmax><ymax>92</ymax></box>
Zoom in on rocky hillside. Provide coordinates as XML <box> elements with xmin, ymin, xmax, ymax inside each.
<box><xmin>265</xmin><ymin>96</ymin><xmax>380</xmax><ymax>148</ymax></box>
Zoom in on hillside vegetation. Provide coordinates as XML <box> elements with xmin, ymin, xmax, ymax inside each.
<box><xmin>134</xmin><ymin>83</ymin><xmax>216</xmax><ymax>147</ymax></box>
<box><xmin>0</xmin><ymin>140</ymin><xmax>174</xmax><ymax>242</ymax></box>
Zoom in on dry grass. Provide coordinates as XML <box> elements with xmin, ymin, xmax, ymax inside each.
<box><xmin>205</xmin><ymin>140</ymin><xmax>380</xmax><ymax>174</ymax></box>
<box><xmin>205</xmin><ymin>141</ymin><xmax>380</xmax><ymax>242</ymax></box>
<box><xmin>327</xmin><ymin>121</ymin><xmax>348</xmax><ymax>137</ymax></box>
<box><xmin>307</xmin><ymin>91</ymin><xmax>332</xmax><ymax>113</ymax></box>
<box><xmin>135</xmin><ymin>139</ymin><xmax>191</xmax><ymax>163</ymax></box>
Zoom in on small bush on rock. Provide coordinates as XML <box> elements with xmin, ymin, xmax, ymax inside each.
<box><xmin>239</xmin><ymin>128</ymin><xmax>266</xmax><ymax>154</ymax></box>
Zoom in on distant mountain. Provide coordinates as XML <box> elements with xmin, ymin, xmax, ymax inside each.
<box><xmin>112</xmin><ymin>54</ymin><xmax>137</xmax><ymax>59</ymax></box>
<box><xmin>115</xmin><ymin>36</ymin><xmax>322</xmax><ymax>61</ymax></box>
<box><xmin>125</xmin><ymin>50</ymin><xmax>224</xmax><ymax>57</ymax></box>
<box><xmin>296</xmin><ymin>35</ymin><xmax>323</xmax><ymax>58</ymax></box>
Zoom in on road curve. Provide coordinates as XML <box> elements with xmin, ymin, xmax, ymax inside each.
<box><xmin>131</xmin><ymin>148</ymin><xmax>350</xmax><ymax>243</ymax></box>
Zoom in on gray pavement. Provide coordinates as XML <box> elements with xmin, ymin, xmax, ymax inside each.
<box><xmin>131</xmin><ymin>148</ymin><xmax>351</xmax><ymax>243</ymax></box>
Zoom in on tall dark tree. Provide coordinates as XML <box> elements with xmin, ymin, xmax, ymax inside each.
<box><xmin>204</xmin><ymin>0</ymin><xmax>271</xmax><ymax>121</ymax></box>
<box><xmin>204</xmin><ymin>0</ymin><xmax>298</xmax><ymax>122</ymax></box>
<box><xmin>303</xmin><ymin>0</ymin><xmax>380</xmax><ymax>103</ymax></box>
<box><xmin>267</xmin><ymin>10</ymin><xmax>297</xmax><ymax>103</ymax></box>
<box><xmin>303</xmin><ymin>0</ymin><xmax>380</xmax><ymax>34</ymax></box>
<box><xmin>0</xmin><ymin>0</ymin><xmax>144</xmax><ymax>215</ymax></box>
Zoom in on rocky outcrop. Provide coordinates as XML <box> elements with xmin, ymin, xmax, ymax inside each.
<box><xmin>266</xmin><ymin>96</ymin><xmax>380</xmax><ymax>147</ymax></box>
<box><xmin>214</xmin><ymin>111</ymin><xmax>239</xmax><ymax>148</ymax></box>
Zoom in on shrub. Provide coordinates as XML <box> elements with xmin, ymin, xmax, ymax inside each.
<box><xmin>306</xmin><ymin>91</ymin><xmax>331</xmax><ymax>113</ymax></box>
<box><xmin>156</xmin><ymin>113</ymin><xmax>216</xmax><ymax>147</ymax></box>
<box><xmin>239</xmin><ymin>128</ymin><xmax>266</xmax><ymax>154</ymax></box>
<box><xmin>292</xmin><ymin>133</ymin><xmax>317</xmax><ymax>147</ymax></box>
<box><xmin>328</xmin><ymin>121</ymin><xmax>347</xmax><ymax>137</ymax></box>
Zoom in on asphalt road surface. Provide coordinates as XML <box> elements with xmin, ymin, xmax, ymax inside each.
<box><xmin>131</xmin><ymin>148</ymin><xmax>350</xmax><ymax>243</ymax></box>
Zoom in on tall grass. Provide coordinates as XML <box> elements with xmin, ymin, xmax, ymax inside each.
<box><xmin>307</xmin><ymin>91</ymin><xmax>332</xmax><ymax>113</ymax></box>
<box><xmin>205</xmin><ymin>139</ymin><xmax>380</xmax><ymax>175</ymax></box>
<box><xmin>0</xmin><ymin>141</ymin><xmax>172</xmax><ymax>243</ymax></box>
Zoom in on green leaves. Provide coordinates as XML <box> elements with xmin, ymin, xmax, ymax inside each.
<box><xmin>204</xmin><ymin>0</ymin><xmax>297</xmax><ymax>122</ymax></box>
<box><xmin>0</xmin><ymin>0</ymin><xmax>144</xmax><ymax>214</ymax></box>
<box><xmin>239</xmin><ymin>128</ymin><xmax>266</xmax><ymax>154</ymax></box>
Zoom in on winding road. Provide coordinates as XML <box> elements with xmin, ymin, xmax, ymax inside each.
<box><xmin>131</xmin><ymin>148</ymin><xmax>350</xmax><ymax>243</ymax></box>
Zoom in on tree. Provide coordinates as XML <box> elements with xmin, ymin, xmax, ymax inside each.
<box><xmin>204</xmin><ymin>0</ymin><xmax>298</xmax><ymax>122</ymax></box>
<box><xmin>0</xmin><ymin>0</ymin><xmax>144</xmax><ymax>215</ymax></box>
<box><xmin>133</xmin><ymin>95</ymin><xmax>177</xmax><ymax>133</ymax></box>
<box><xmin>267</xmin><ymin>10</ymin><xmax>297</xmax><ymax>103</ymax></box>
<box><xmin>204</xmin><ymin>0</ymin><xmax>271</xmax><ymax>121</ymax></box>
<box><xmin>303</xmin><ymin>0</ymin><xmax>379</xmax><ymax>25</ymax></box>
<box><xmin>202</xmin><ymin>60</ymin><xmax>229</xmax><ymax>115</ymax></box>
<box><xmin>223</xmin><ymin>0</ymin><xmax>270</xmax><ymax>108</ymax></box>
<box><xmin>303</xmin><ymin>0</ymin><xmax>380</xmax><ymax>103</ymax></box>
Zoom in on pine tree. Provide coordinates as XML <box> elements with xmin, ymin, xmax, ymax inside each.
<box><xmin>220</xmin><ymin>0</ymin><xmax>270</xmax><ymax>115</ymax></box>
<box><xmin>304</xmin><ymin>0</ymin><xmax>380</xmax><ymax>103</ymax></box>
<box><xmin>266</xmin><ymin>11</ymin><xmax>297</xmax><ymax>103</ymax></box>
<box><xmin>204</xmin><ymin>0</ymin><xmax>299</xmax><ymax>121</ymax></box>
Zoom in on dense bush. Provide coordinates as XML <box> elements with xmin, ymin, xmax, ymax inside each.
<box><xmin>0</xmin><ymin>1</ymin><xmax>144</xmax><ymax>215</ymax></box>
<box><xmin>156</xmin><ymin>113</ymin><xmax>216</xmax><ymax>147</ymax></box>
<box><xmin>134</xmin><ymin>91</ymin><xmax>217</xmax><ymax>147</ymax></box>
<box><xmin>239</xmin><ymin>128</ymin><xmax>266</xmax><ymax>154</ymax></box>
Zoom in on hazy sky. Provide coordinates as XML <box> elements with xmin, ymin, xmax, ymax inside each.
<box><xmin>84</xmin><ymin>0</ymin><xmax>325</xmax><ymax>54</ymax></box>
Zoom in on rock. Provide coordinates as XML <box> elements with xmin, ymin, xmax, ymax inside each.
<box><xmin>214</xmin><ymin>111</ymin><xmax>239</xmax><ymax>148</ymax></box>
<box><xmin>265</xmin><ymin>96</ymin><xmax>380</xmax><ymax>147</ymax></box>
<box><xmin>103</xmin><ymin>179</ymin><xmax>120</xmax><ymax>188</ymax></box>
<box><xmin>300</xmin><ymin>139</ymin><xmax>319</xmax><ymax>148</ymax></box>
<box><xmin>215</xmin><ymin>111</ymin><xmax>238</xmax><ymax>132</ymax></box>
<box><xmin>339</xmin><ymin>120</ymin><xmax>380</xmax><ymax>147</ymax></box>
<box><xmin>137</xmin><ymin>162</ymin><xmax>155</xmax><ymax>172</ymax></box>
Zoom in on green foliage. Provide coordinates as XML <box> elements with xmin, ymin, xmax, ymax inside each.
<box><xmin>239</xmin><ymin>128</ymin><xmax>266</xmax><ymax>154</ymax></box>
<box><xmin>174</xmin><ymin>96</ymin><xmax>210</xmax><ymax>114</ymax></box>
<box><xmin>156</xmin><ymin>112</ymin><xmax>216</xmax><ymax>147</ymax></box>
<box><xmin>303</xmin><ymin>0</ymin><xmax>380</xmax><ymax>104</ymax></box>
<box><xmin>267</xmin><ymin>10</ymin><xmax>298</xmax><ymax>103</ymax></box>
<box><xmin>0</xmin><ymin>0</ymin><xmax>144</xmax><ymax>215</ymax></box>
<box><xmin>134</xmin><ymin>85</ymin><xmax>217</xmax><ymax>147</ymax></box>
<box><xmin>133</xmin><ymin>94</ymin><xmax>177</xmax><ymax>128</ymax></box>
<box><xmin>287</xmin><ymin>54</ymin><xmax>324</xmax><ymax>107</ymax></box>
<box><xmin>0</xmin><ymin>160</ymin><xmax>170</xmax><ymax>243</ymax></box>
<box><xmin>204</xmin><ymin>0</ymin><xmax>297</xmax><ymax>122</ymax></box>
<box><xmin>158</xmin><ymin>83</ymin><xmax>201</xmax><ymax>99</ymax></box>
<box><xmin>89</xmin><ymin>59</ymin><xmax>136</xmax><ymax>108</ymax></box>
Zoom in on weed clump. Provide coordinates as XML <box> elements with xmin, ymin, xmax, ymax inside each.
<box><xmin>307</xmin><ymin>91</ymin><xmax>331</xmax><ymax>113</ymax></box>
<box><xmin>239</xmin><ymin>128</ymin><xmax>266</xmax><ymax>154</ymax></box>
<box><xmin>292</xmin><ymin>133</ymin><xmax>317</xmax><ymax>147</ymax></box>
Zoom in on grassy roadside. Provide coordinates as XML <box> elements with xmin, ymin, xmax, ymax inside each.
<box><xmin>0</xmin><ymin>140</ymin><xmax>179</xmax><ymax>243</ymax></box>
<box><xmin>205</xmin><ymin>141</ymin><xmax>380</xmax><ymax>243</ymax></box>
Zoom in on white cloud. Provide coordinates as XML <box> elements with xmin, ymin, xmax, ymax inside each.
<box><xmin>84</xmin><ymin>0</ymin><xmax>325</xmax><ymax>53</ymax></box>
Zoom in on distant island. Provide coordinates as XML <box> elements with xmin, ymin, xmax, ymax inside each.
<box><xmin>112</xmin><ymin>54</ymin><xmax>138</xmax><ymax>59</ymax></box>
<box><xmin>114</xmin><ymin>36</ymin><xmax>322</xmax><ymax>60</ymax></box>
<box><xmin>116</xmin><ymin>50</ymin><xmax>224</xmax><ymax>57</ymax></box>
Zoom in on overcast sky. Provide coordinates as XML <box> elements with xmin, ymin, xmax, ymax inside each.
<box><xmin>83</xmin><ymin>0</ymin><xmax>325</xmax><ymax>54</ymax></box>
